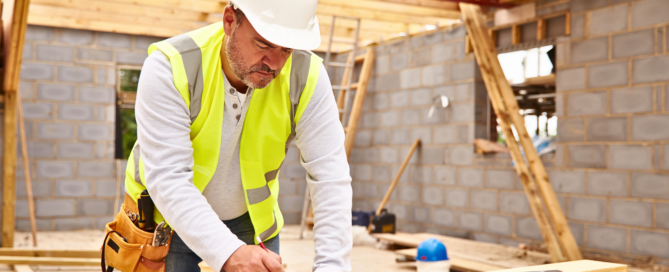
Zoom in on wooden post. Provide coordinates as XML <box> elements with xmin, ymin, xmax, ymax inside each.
<box><xmin>376</xmin><ymin>139</ymin><xmax>420</xmax><ymax>215</ymax></box>
<box><xmin>17</xmin><ymin>101</ymin><xmax>37</xmax><ymax>246</ymax></box>
<box><xmin>511</xmin><ymin>24</ymin><xmax>521</xmax><ymax>45</ymax></box>
<box><xmin>460</xmin><ymin>3</ymin><xmax>582</xmax><ymax>261</ymax></box>
<box><xmin>459</xmin><ymin>4</ymin><xmax>566</xmax><ymax>263</ymax></box>
<box><xmin>3</xmin><ymin>0</ymin><xmax>32</xmax><ymax>247</ymax></box>
<box><xmin>343</xmin><ymin>48</ymin><xmax>374</xmax><ymax>158</ymax></box>
<box><xmin>537</xmin><ymin>19</ymin><xmax>546</xmax><ymax>41</ymax></box>
<box><xmin>336</xmin><ymin>53</ymin><xmax>354</xmax><ymax>120</ymax></box>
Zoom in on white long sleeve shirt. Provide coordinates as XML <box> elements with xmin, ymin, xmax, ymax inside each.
<box><xmin>135</xmin><ymin>51</ymin><xmax>352</xmax><ymax>272</ymax></box>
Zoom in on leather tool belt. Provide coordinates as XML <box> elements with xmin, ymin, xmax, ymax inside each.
<box><xmin>101</xmin><ymin>193</ymin><xmax>173</xmax><ymax>272</ymax></box>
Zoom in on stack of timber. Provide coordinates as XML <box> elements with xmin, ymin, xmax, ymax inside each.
<box><xmin>374</xmin><ymin>232</ymin><xmax>552</xmax><ymax>272</ymax></box>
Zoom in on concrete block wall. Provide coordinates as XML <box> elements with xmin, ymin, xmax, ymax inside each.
<box><xmin>3</xmin><ymin>25</ymin><xmax>159</xmax><ymax>231</ymax></box>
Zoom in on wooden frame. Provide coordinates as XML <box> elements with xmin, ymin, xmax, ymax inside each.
<box><xmin>490</xmin><ymin>11</ymin><xmax>570</xmax><ymax>48</ymax></box>
<box><xmin>3</xmin><ymin>0</ymin><xmax>32</xmax><ymax>248</ymax></box>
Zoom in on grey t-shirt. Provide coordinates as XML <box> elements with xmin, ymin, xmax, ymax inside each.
<box><xmin>135</xmin><ymin>51</ymin><xmax>353</xmax><ymax>272</ymax></box>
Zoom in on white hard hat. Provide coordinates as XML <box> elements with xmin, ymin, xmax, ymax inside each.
<box><xmin>230</xmin><ymin>0</ymin><xmax>321</xmax><ymax>50</ymax></box>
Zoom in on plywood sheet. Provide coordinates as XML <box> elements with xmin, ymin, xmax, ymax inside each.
<box><xmin>490</xmin><ymin>260</ymin><xmax>627</xmax><ymax>272</ymax></box>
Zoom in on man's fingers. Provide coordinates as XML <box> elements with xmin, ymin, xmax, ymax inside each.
<box><xmin>262</xmin><ymin>253</ymin><xmax>285</xmax><ymax>272</ymax></box>
<box><xmin>269</xmin><ymin>250</ymin><xmax>282</xmax><ymax>264</ymax></box>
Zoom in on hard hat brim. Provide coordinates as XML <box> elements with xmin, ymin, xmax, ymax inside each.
<box><xmin>243</xmin><ymin>11</ymin><xmax>321</xmax><ymax>51</ymax></box>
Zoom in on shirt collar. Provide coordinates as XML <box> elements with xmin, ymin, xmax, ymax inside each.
<box><xmin>221</xmin><ymin>69</ymin><xmax>253</xmax><ymax>96</ymax></box>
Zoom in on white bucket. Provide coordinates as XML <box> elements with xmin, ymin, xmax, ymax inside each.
<box><xmin>416</xmin><ymin>260</ymin><xmax>451</xmax><ymax>272</ymax></box>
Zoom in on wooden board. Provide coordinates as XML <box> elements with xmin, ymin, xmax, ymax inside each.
<box><xmin>491</xmin><ymin>260</ymin><xmax>627</xmax><ymax>272</ymax></box>
<box><xmin>0</xmin><ymin>249</ymin><xmax>98</xmax><ymax>258</ymax></box>
<box><xmin>395</xmin><ymin>248</ymin><xmax>507</xmax><ymax>271</ymax></box>
<box><xmin>0</xmin><ymin>256</ymin><xmax>98</xmax><ymax>266</ymax></box>
<box><xmin>374</xmin><ymin>232</ymin><xmax>552</xmax><ymax>269</ymax></box>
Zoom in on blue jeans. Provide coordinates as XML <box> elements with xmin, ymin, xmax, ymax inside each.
<box><xmin>165</xmin><ymin>212</ymin><xmax>280</xmax><ymax>272</ymax></box>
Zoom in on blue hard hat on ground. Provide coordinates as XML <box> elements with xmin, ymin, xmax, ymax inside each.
<box><xmin>415</xmin><ymin>238</ymin><xmax>449</xmax><ymax>262</ymax></box>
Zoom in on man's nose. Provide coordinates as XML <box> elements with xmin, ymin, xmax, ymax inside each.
<box><xmin>262</xmin><ymin>49</ymin><xmax>283</xmax><ymax>71</ymax></box>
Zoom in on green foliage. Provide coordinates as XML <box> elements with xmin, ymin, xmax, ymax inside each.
<box><xmin>120</xmin><ymin>109</ymin><xmax>137</xmax><ymax>159</ymax></box>
<box><xmin>120</xmin><ymin>69</ymin><xmax>141</xmax><ymax>93</ymax></box>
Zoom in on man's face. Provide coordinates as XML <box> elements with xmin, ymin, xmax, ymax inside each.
<box><xmin>225</xmin><ymin>12</ymin><xmax>293</xmax><ymax>89</ymax></box>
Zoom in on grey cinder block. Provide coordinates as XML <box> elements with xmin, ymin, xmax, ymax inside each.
<box><xmin>633</xmin><ymin>55</ymin><xmax>669</xmax><ymax>83</ymax></box>
<box><xmin>411</xmin><ymin>88</ymin><xmax>432</xmax><ymax>106</ymax></box>
<box><xmin>459</xmin><ymin>211</ymin><xmax>482</xmax><ymax>231</ymax></box>
<box><xmin>77</xmin><ymin>161</ymin><xmax>114</xmax><ymax>178</ymax></box>
<box><xmin>587</xmin><ymin>117</ymin><xmax>627</xmax><ymax>141</ymax></box>
<box><xmin>23</xmin><ymin>43</ymin><xmax>32</xmax><ymax>60</ymax></box>
<box><xmin>21</xmin><ymin>63</ymin><xmax>54</xmax><ymax>80</ymax></box>
<box><xmin>571</xmin><ymin>37</ymin><xmax>608</xmax><ymax>64</ymax></box>
<box><xmin>631</xmin><ymin>0</ymin><xmax>669</xmax><ymax>28</ymax></box>
<box><xmin>631</xmin><ymin>114</ymin><xmax>669</xmax><ymax>141</ymax></box>
<box><xmin>630</xmin><ymin>231</ymin><xmax>669</xmax><ymax>259</ymax></box>
<box><xmin>613</xmin><ymin>29</ymin><xmax>655</xmax><ymax>59</ymax></box>
<box><xmin>352</xmin><ymin>165</ymin><xmax>371</xmax><ymax>181</ymax></box>
<box><xmin>631</xmin><ymin>172</ymin><xmax>669</xmax><ymax>199</ymax></box>
<box><xmin>443</xmin><ymin>25</ymin><xmax>466</xmax><ymax>40</ymax></box>
<box><xmin>485</xmin><ymin>214</ymin><xmax>512</xmax><ymax>235</ymax></box>
<box><xmin>36</xmin><ymin>44</ymin><xmax>74</xmax><ymax>62</ymax></box>
<box><xmin>556</xmin><ymin>118</ymin><xmax>584</xmax><ymax>142</ymax></box>
<box><xmin>486</xmin><ymin>169</ymin><xmax>515</xmax><ymax>189</ymax></box>
<box><xmin>412</xmin><ymin>206</ymin><xmax>429</xmax><ymax>223</ymax></box>
<box><xmin>549</xmin><ymin>170</ymin><xmax>585</xmax><ymax>193</ymax></box>
<box><xmin>21</xmin><ymin>103</ymin><xmax>54</xmax><ymax>119</ymax></box>
<box><xmin>389</xmin><ymin>91</ymin><xmax>409</xmax><ymax>108</ymax></box>
<box><xmin>401</xmin><ymin>109</ymin><xmax>421</xmax><ymax>125</ymax></box>
<box><xmin>589</xmin><ymin>4</ymin><xmax>628</xmax><ymax>36</ymax></box>
<box><xmin>37</xmin><ymin>84</ymin><xmax>75</xmax><ymax>101</ymax></box>
<box><xmin>25</xmin><ymin>25</ymin><xmax>54</xmax><ymax>41</ymax></box>
<box><xmin>568</xmin><ymin>197</ymin><xmax>606</xmax><ymax>222</ymax></box>
<box><xmin>450</xmin><ymin>145</ymin><xmax>473</xmax><ymax>165</ymax></box>
<box><xmin>97</xmin><ymin>32</ymin><xmax>132</xmax><ymax>48</ymax></box>
<box><xmin>58</xmin><ymin>65</ymin><xmax>94</xmax><ymax>83</ymax></box>
<box><xmin>470</xmin><ymin>190</ymin><xmax>497</xmax><ymax>211</ymax></box>
<box><xmin>95</xmin><ymin>179</ymin><xmax>123</xmax><ymax>197</ymax></box>
<box><xmin>77</xmin><ymin>48</ymin><xmax>113</xmax><ymax>62</ymax></box>
<box><xmin>516</xmin><ymin>217</ymin><xmax>542</xmax><ymax>240</ymax></box>
<box><xmin>420</xmin><ymin>147</ymin><xmax>443</xmax><ymax>164</ymax></box>
<box><xmin>400</xmin><ymin>68</ymin><xmax>421</xmax><ymax>89</ymax></box>
<box><xmin>568</xmin><ymin>145</ymin><xmax>605</xmax><ymax>168</ymax></box>
<box><xmin>374</xmin><ymin>55</ymin><xmax>389</xmax><ymax>75</ymax></box>
<box><xmin>450</xmin><ymin>61</ymin><xmax>476</xmax><ymax>81</ymax></box>
<box><xmin>372</xmin><ymin>93</ymin><xmax>389</xmax><ymax>110</ymax></box>
<box><xmin>116</xmin><ymin>51</ymin><xmax>148</xmax><ymax>65</ymax></box>
<box><xmin>571</xmin><ymin>0</ymin><xmax>608</xmax><ymax>13</ymax></box>
<box><xmin>19</xmin><ymin>81</ymin><xmax>34</xmax><ymax>100</ymax></box>
<box><xmin>57</xmin><ymin>142</ymin><xmax>94</xmax><ymax>159</ymax></box>
<box><xmin>58</xmin><ymin>104</ymin><xmax>95</xmax><ymax>121</ymax></box>
<box><xmin>36</xmin><ymin>123</ymin><xmax>74</xmax><ymax>139</ymax></box>
<box><xmin>433</xmin><ymin>208</ymin><xmax>455</xmax><ymax>227</ymax></box>
<box><xmin>372</xmin><ymin>130</ymin><xmax>389</xmax><ymax>145</ymax></box>
<box><xmin>354</xmin><ymin>130</ymin><xmax>371</xmax><ymax>147</ymax></box>
<box><xmin>36</xmin><ymin>199</ymin><xmax>75</xmax><ymax>217</ymax></box>
<box><xmin>421</xmin><ymin>65</ymin><xmax>445</xmax><ymax>86</ymax></box>
<box><xmin>17</xmin><ymin>179</ymin><xmax>52</xmax><ymax>197</ymax></box>
<box><xmin>423</xmin><ymin>32</ymin><xmax>442</xmax><ymax>46</ymax></box>
<box><xmin>571</xmin><ymin>14</ymin><xmax>585</xmax><ymax>39</ymax></box>
<box><xmin>500</xmin><ymin>192</ymin><xmax>529</xmax><ymax>214</ymax></box>
<box><xmin>609</xmin><ymin>200</ymin><xmax>652</xmax><ymax>227</ymax></box>
<box><xmin>57</xmin><ymin>29</ymin><xmax>94</xmax><ymax>45</ymax></box>
<box><xmin>77</xmin><ymin>199</ymin><xmax>114</xmax><ymax>216</ymax></box>
<box><xmin>445</xmin><ymin>188</ymin><xmax>468</xmax><ymax>207</ymax></box>
<box><xmin>390</xmin><ymin>53</ymin><xmax>408</xmax><ymax>71</ymax></box>
<box><xmin>135</xmin><ymin>36</ymin><xmax>162</xmax><ymax>50</ymax></box>
<box><xmin>450</xmin><ymin>103</ymin><xmax>474</xmax><ymax>123</ymax></box>
<box><xmin>434</xmin><ymin>125</ymin><xmax>458</xmax><ymax>144</ymax></box>
<box><xmin>588</xmin><ymin>225</ymin><xmax>627</xmax><ymax>252</ymax></box>
<box><xmin>78</xmin><ymin>124</ymin><xmax>113</xmax><ymax>140</ymax></box>
<box><xmin>589</xmin><ymin>61</ymin><xmax>628</xmax><ymax>88</ymax></box>
<box><xmin>568</xmin><ymin>91</ymin><xmax>606</xmax><ymax>116</ymax></box>
<box><xmin>411</xmin><ymin>166</ymin><xmax>431</xmax><ymax>184</ymax></box>
<box><xmin>587</xmin><ymin>171</ymin><xmax>628</xmax><ymax>196</ymax></box>
<box><xmin>282</xmin><ymin>164</ymin><xmax>307</xmax><ymax>179</ymax></box>
<box><xmin>379</xmin><ymin>111</ymin><xmax>399</xmax><ymax>127</ymax></box>
<box><xmin>458</xmin><ymin>168</ymin><xmax>483</xmax><ymax>187</ymax></box>
<box><xmin>410</xmin><ymin>127</ymin><xmax>431</xmax><ymax>145</ymax></box>
<box><xmin>410</xmin><ymin>48</ymin><xmax>432</xmax><ymax>68</ymax></box>
<box><xmin>657</xmin><ymin>203</ymin><xmax>669</xmax><ymax>230</ymax></box>
<box><xmin>379</xmin><ymin>147</ymin><xmax>398</xmax><ymax>164</ymax></box>
<box><xmin>433</xmin><ymin>43</ymin><xmax>455</xmax><ymax>63</ymax></box>
<box><xmin>55</xmin><ymin>180</ymin><xmax>92</xmax><ymax>197</ymax></box>
<box><xmin>55</xmin><ymin>218</ymin><xmax>94</xmax><ymax>231</ymax></box>
<box><xmin>556</xmin><ymin>67</ymin><xmax>585</xmax><ymax>92</ymax></box>
<box><xmin>399</xmin><ymin>185</ymin><xmax>420</xmax><ymax>203</ymax></box>
<box><xmin>433</xmin><ymin>166</ymin><xmax>456</xmax><ymax>185</ymax></box>
<box><xmin>422</xmin><ymin>186</ymin><xmax>443</xmax><ymax>205</ymax></box>
<box><xmin>609</xmin><ymin>145</ymin><xmax>652</xmax><ymax>170</ymax></box>
<box><xmin>611</xmin><ymin>86</ymin><xmax>653</xmax><ymax>114</ymax></box>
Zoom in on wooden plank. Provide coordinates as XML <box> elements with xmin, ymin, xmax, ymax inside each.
<box><xmin>316</xmin><ymin>3</ymin><xmax>457</xmax><ymax>25</ymax></box>
<box><xmin>511</xmin><ymin>24</ymin><xmax>521</xmax><ymax>45</ymax></box>
<box><xmin>28</xmin><ymin>14</ymin><xmax>181</xmax><ymax>37</ymax></box>
<box><xmin>13</xmin><ymin>265</ymin><xmax>33</xmax><ymax>272</ymax></box>
<box><xmin>537</xmin><ymin>19</ymin><xmax>546</xmax><ymax>41</ymax></box>
<box><xmin>375</xmin><ymin>139</ymin><xmax>419</xmax><ymax>215</ymax></box>
<box><xmin>459</xmin><ymin>3</ymin><xmax>567</xmax><ymax>263</ymax></box>
<box><xmin>565</xmin><ymin>12</ymin><xmax>571</xmax><ymax>36</ymax></box>
<box><xmin>342</xmin><ymin>48</ymin><xmax>374</xmax><ymax>158</ymax></box>
<box><xmin>395</xmin><ymin>248</ymin><xmax>508</xmax><ymax>271</ymax></box>
<box><xmin>365</xmin><ymin>0</ymin><xmax>459</xmax><ymax>10</ymax></box>
<box><xmin>491</xmin><ymin>260</ymin><xmax>627</xmax><ymax>272</ymax></box>
<box><xmin>336</xmin><ymin>53</ymin><xmax>354</xmax><ymax>120</ymax></box>
<box><xmin>3</xmin><ymin>0</ymin><xmax>32</xmax><ymax>248</ymax></box>
<box><xmin>318</xmin><ymin>0</ymin><xmax>461</xmax><ymax>18</ymax></box>
<box><xmin>0</xmin><ymin>256</ymin><xmax>98</xmax><ymax>266</ymax></box>
<box><xmin>16</xmin><ymin>101</ymin><xmax>37</xmax><ymax>247</ymax></box>
<box><xmin>0</xmin><ymin>249</ymin><xmax>98</xmax><ymax>258</ymax></box>
<box><xmin>31</xmin><ymin>0</ymin><xmax>209</xmax><ymax>22</ymax></box>
<box><xmin>460</xmin><ymin>3</ymin><xmax>582</xmax><ymax>262</ymax></box>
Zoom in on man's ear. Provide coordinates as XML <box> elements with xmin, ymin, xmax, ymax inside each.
<box><xmin>222</xmin><ymin>5</ymin><xmax>237</xmax><ymax>36</ymax></box>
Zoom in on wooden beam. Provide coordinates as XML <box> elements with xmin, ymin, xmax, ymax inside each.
<box><xmin>0</xmin><ymin>256</ymin><xmax>98</xmax><ymax>266</ymax></box>
<box><xmin>0</xmin><ymin>249</ymin><xmax>99</xmax><ymax>258</ymax></box>
<box><xmin>565</xmin><ymin>12</ymin><xmax>571</xmax><ymax>36</ymax></box>
<box><xmin>16</xmin><ymin>101</ymin><xmax>37</xmax><ymax>247</ymax></box>
<box><xmin>459</xmin><ymin>3</ymin><xmax>567</xmax><ymax>263</ymax></box>
<box><xmin>3</xmin><ymin>0</ymin><xmax>32</xmax><ymax>248</ymax></box>
<box><xmin>365</xmin><ymin>0</ymin><xmax>459</xmax><ymax>10</ymax></box>
<box><xmin>316</xmin><ymin>4</ymin><xmax>455</xmax><ymax>25</ymax></box>
<box><xmin>28</xmin><ymin>14</ymin><xmax>179</xmax><ymax>37</ymax></box>
<box><xmin>31</xmin><ymin>0</ymin><xmax>209</xmax><ymax>22</ymax></box>
<box><xmin>511</xmin><ymin>24</ymin><xmax>521</xmax><ymax>45</ymax></box>
<box><xmin>460</xmin><ymin>3</ymin><xmax>582</xmax><ymax>262</ymax></box>
<box><xmin>318</xmin><ymin>0</ymin><xmax>461</xmax><ymax>18</ymax></box>
<box><xmin>537</xmin><ymin>19</ymin><xmax>546</xmax><ymax>41</ymax></box>
<box><xmin>395</xmin><ymin>248</ymin><xmax>507</xmax><ymax>272</ymax></box>
<box><xmin>490</xmin><ymin>260</ymin><xmax>627</xmax><ymax>272</ymax></box>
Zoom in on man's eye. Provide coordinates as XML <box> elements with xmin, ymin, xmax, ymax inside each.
<box><xmin>283</xmin><ymin>48</ymin><xmax>292</xmax><ymax>54</ymax></box>
<box><xmin>256</xmin><ymin>42</ymin><xmax>268</xmax><ymax>49</ymax></box>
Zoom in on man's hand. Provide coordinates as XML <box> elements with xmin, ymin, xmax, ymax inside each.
<box><xmin>222</xmin><ymin>245</ymin><xmax>284</xmax><ymax>272</ymax></box>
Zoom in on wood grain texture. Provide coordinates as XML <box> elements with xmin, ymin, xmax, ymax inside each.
<box><xmin>491</xmin><ymin>260</ymin><xmax>627</xmax><ymax>272</ymax></box>
<box><xmin>17</xmin><ymin>100</ymin><xmax>37</xmax><ymax>247</ymax></box>
<box><xmin>343</xmin><ymin>48</ymin><xmax>374</xmax><ymax>158</ymax></box>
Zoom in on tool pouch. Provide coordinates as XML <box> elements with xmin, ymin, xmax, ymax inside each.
<box><xmin>101</xmin><ymin>194</ymin><xmax>172</xmax><ymax>272</ymax></box>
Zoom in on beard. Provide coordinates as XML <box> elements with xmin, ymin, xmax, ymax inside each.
<box><xmin>225</xmin><ymin>31</ymin><xmax>277</xmax><ymax>89</ymax></box>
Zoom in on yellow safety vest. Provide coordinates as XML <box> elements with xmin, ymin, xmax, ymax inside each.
<box><xmin>124</xmin><ymin>22</ymin><xmax>322</xmax><ymax>242</ymax></box>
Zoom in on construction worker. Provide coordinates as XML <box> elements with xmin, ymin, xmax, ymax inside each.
<box><xmin>125</xmin><ymin>0</ymin><xmax>352</xmax><ymax>271</ymax></box>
